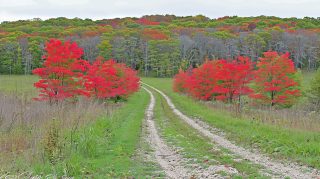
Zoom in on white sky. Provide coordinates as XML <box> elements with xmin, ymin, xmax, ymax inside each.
<box><xmin>0</xmin><ymin>0</ymin><xmax>319</xmax><ymax>22</ymax></box>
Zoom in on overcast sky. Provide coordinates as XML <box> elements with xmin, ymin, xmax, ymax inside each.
<box><xmin>0</xmin><ymin>0</ymin><xmax>319</xmax><ymax>22</ymax></box>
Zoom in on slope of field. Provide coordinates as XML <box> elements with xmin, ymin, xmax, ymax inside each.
<box><xmin>142</xmin><ymin>77</ymin><xmax>320</xmax><ymax>170</ymax></box>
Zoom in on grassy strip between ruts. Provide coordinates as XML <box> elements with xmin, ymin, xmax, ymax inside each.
<box><xmin>142</xmin><ymin>77</ymin><xmax>320</xmax><ymax>169</ymax></box>
<box><xmin>30</xmin><ymin>90</ymin><xmax>160</xmax><ymax>178</ymax></box>
<box><xmin>149</xmin><ymin>86</ymin><xmax>268</xmax><ymax>178</ymax></box>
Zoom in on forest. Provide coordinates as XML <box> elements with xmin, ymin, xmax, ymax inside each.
<box><xmin>1</xmin><ymin>15</ymin><xmax>320</xmax><ymax>76</ymax></box>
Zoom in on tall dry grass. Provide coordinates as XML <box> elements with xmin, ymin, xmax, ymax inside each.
<box><xmin>0</xmin><ymin>92</ymin><xmax>118</xmax><ymax>172</ymax></box>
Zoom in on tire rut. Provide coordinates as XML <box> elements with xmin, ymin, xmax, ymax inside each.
<box><xmin>143</xmin><ymin>87</ymin><xmax>190</xmax><ymax>178</ymax></box>
<box><xmin>142</xmin><ymin>82</ymin><xmax>320</xmax><ymax>179</ymax></box>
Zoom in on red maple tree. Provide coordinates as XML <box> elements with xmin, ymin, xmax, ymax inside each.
<box><xmin>33</xmin><ymin>39</ymin><xmax>90</xmax><ymax>102</ymax></box>
<box><xmin>85</xmin><ymin>57</ymin><xmax>140</xmax><ymax>100</ymax></box>
<box><xmin>250</xmin><ymin>51</ymin><xmax>301</xmax><ymax>106</ymax></box>
<box><xmin>173</xmin><ymin>57</ymin><xmax>254</xmax><ymax>102</ymax></box>
<box><xmin>186</xmin><ymin>60</ymin><xmax>224</xmax><ymax>100</ymax></box>
<box><xmin>213</xmin><ymin>57</ymin><xmax>254</xmax><ymax>103</ymax></box>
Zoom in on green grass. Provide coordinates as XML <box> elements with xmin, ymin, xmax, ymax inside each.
<box><xmin>142</xmin><ymin>77</ymin><xmax>320</xmax><ymax>169</ymax></box>
<box><xmin>150</xmin><ymin>86</ymin><xmax>268</xmax><ymax>178</ymax></box>
<box><xmin>35</xmin><ymin>92</ymin><xmax>162</xmax><ymax>178</ymax></box>
<box><xmin>0</xmin><ymin>75</ymin><xmax>38</xmax><ymax>96</ymax></box>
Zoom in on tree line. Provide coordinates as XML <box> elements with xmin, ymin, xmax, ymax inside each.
<box><xmin>0</xmin><ymin>15</ymin><xmax>319</xmax><ymax>76</ymax></box>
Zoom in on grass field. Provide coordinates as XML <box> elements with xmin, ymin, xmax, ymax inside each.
<box><xmin>142</xmin><ymin>77</ymin><xmax>320</xmax><ymax>169</ymax></box>
<box><xmin>0</xmin><ymin>75</ymin><xmax>38</xmax><ymax>95</ymax></box>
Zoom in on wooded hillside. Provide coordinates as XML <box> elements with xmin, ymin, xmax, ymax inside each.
<box><xmin>1</xmin><ymin>15</ymin><xmax>319</xmax><ymax>76</ymax></box>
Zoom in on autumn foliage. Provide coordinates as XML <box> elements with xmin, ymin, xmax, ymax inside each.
<box><xmin>250</xmin><ymin>51</ymin><xmax>301</xmax><ymax>106</ymax></box>
<box><xmin>173</xmin><ymin>69</ymin><xmax>189</xmax><ymax>94</ymax></box>
<box><xmin>186</xmin><ymin>60</ymin><xmax>224</xmax><ymax>101</ymax></box>
<box><xmin>33</xmin><ymin>39</ymin><xmax>140</xmax><ymax>102</ymax></box>
<box><xmin>213</xmin><ymin>57</ymin><xmax>254</xmax><ymax>102</ymax></box>
<box><xmin>173</xmin><ymin>52</ymin><xmax>301</xmax><ymax>107</ymax></box>
<box><xmin>32</xmin><ymin>39</ymin><xmax>90</xmax><ymax>102</ymax></box>
<box><xmin>136</xmin><ymin>18</ymin><xmax>160</xmax><ymax>26</ymax></box>
<box><xmin>142</xmin><ymin>29</ymin><xmax>169</xmax><ymax>40</ymax></box>
<box><xmin>85</xmin><ymin>57</ymin><xmax>140</xmax><ymax>100</ymax></box>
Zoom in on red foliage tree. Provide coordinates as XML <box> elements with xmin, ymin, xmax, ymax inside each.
<box><xmin>85</xmin><ymin>57</ymin><xmax>140</xmax><ymax>100</ymax></box>
<box><xmin>142</xmin><ymin>29</ymin><xmax>168</xmax><ymax>40</ymax></box>
<box><xmin>250</xmin><ymin>51</ymin><xmax>301</xmax><ymax>106</ymax></box>
<box><xmin>173</xmin><ymin>69</ymin><xmax>189</xmax><ymax>93</ymax></box>
<box><xmin>186</xmin><ymin>60</ymin><xmax>223</xmax><ymax>100</ymax></box>
<box><xmin>214</xmin><ymin>57</ymin><xmax>254</xmax><ymax>102</ymax></box>
<box><xmin>136</xmin><ymin>18</ymin><xmax>160</xmax><ymax>26</ymax></box>
<box><xmin>33</xmin><ymin>39</ymin><xmax>90</xmax><ymax>102</ymax></box>
<box><xmin>173</xmin><ymin>57</ymin><xmax>254</xmax><ymax>103</ymax></box>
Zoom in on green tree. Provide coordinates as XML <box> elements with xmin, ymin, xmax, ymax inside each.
<box><xmin>309</xmin><ymin>69</ymin><xmax>320</xmax><ymax>106</ymax></box>
<box><xmin>98</xmin><ymin>39</ymin><xmax>112</xmax><ymax>60</ymax></box>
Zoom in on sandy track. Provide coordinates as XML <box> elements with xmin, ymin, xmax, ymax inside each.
<box><xmin>142</xmin><ymin>82</ymin><xmax>320</xmax><ymax>179</ymax></box>
<box><xmin>142</xmin><ymin>87</ymin><xmax>191</xmax><ymax>178</ymax></box>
